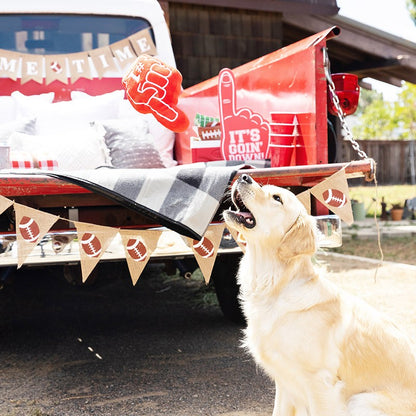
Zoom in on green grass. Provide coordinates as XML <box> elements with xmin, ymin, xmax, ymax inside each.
<box><xmin>329</xmin><ymin>236</ymin><xmax>416</xmax><ymax>265</ymax></box>
<box><xmin>349</xmin><ymin>184</ymin><xmax>416</xmax><ymax>217</ymax></box>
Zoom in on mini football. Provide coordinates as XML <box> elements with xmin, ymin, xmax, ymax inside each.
<box><xmin>80</xmin><ymin>232</ymin><xmax>102</xmax><ymax>258</ymax></box>
<box><xmin>126</xmin><ymin>238</ymin><xmax>147</xmax><ymax>262</ymax></box>
<box><xmin>192</xmin><ymin>236</ymin><xmax>214</xmax><ymax>258</ymax></box>
<box><xmin>50</xmin><ymin>61</ymin><xmax>62</xmax><ymax>73</ymax></box>
<box><xmin>322</xmin><ymin>188</ymin><xmax>347</xmax><ymax>208</ymax></box>
<box><xmin>19</xmin><ymin>216</ymin><xmax>40</xmax><ymax>243</ymax></box>
<box><xmin>198</xmin><ymin>126</ymin><xmax>222</xmax><ymax>141</ymax></box>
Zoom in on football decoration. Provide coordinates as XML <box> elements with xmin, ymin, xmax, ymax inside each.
<box><xmin>322</xmin><ymin>188</ymin><xmax>347</xmax><ymax>208</ymax></box>
<box><xmin>126</xmin><ymin>238</ymin><xmax>148</xmax><ymax>262</ymax></box>
<box><xmin>80</xmin><ymin>232</ymin><xmax>102</xmax><ymax>258</ymax></box>
<box><xmin>50</xmin><ymin>61</ymin><xmax>62</xmax><ymax>73</ymax></box>
<box><xmin>192</xmin><ymin>236</ymin><xmax>215</xmax><ymax>258</ymax></box>
<box><xmin>19</xmin><ymin>216</ymin><xmax>40</xmax><ymax>243</ymax></box>
<box><xmin>198</xmin><ymin>126</ymin><xmax>222</xmax><ymax>141</ymax></box>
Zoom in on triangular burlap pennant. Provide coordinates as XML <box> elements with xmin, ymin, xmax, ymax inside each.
<box><xmin>0</xmin><ymin>195</ymin><xmax>13</xmax><ymax>215</ymax></box>
<box><xmin>111</xmin><ymin>38</ymin><xmax>136</xmax><ymax>72</ymax></box>
<box><xmin>68</xmin><ymin>52</ymin><xmax>93</xmax><ymax>83</ymax></box>
<box><xmin>310</xmin><ymin>168</ymin><xmax>354</xmax><ymax>225</ymax></box>
<box><xmin>227</xmin><ymin>227</ymin><xmax>246</xmax><ymax>253</ymax></box>
<box><xmin>89</xmin><ymin>46</ymin><xmax>118</xmax><ymax>79</ymax></box>
<box><xmin>120</xmin><ymin>229</ymin><xmax>162</xmax><ymax>286</ymax></box>
<box><xmin>14</xmin><ymin>203</ymin><xmax>59</xmax><ymax>268</ymax></box>
<box><xmin>186</xmin><ymin>224</ymin><xmax>225</xmax><ymax>284</ymax></box>
<box><xmin>44</xmin><ymin>55</ymin><xmax>68</xmax><ymax>85</ymax></box>
<box><xmin>74</xmin><ymin>222</ymin><xmax>119</xmax><ymax>283</ymax></box>
<box><xmin>21</xmin><ymin>54</ymin><xmax>44</xmax><ymax>84</ymax></box>
<box><xmin>296</xmin><ymin>189</ymin><xmax>311</xmax><ymax>214</ymax></box>
<box><xmin>129</xmin><ymin>29</ymin><xmax>157</xmax><ymax>56</ymax></box>
<box><xmin>0</xmin><ymin>50</ymin><xmax>20</xmax><ymax>80</ymax></box>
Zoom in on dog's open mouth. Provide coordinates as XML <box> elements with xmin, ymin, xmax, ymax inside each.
<box><xmin>228</xmin><ymin>188</ymin><xmax>256</xmax><ymax>229</ymax></box>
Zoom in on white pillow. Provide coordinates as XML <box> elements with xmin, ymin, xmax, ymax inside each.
<box><xmin>14</xmin><ymin>90</ymin><xmax>124</xmax><ymax>135</ymax></box>
<box><xmin>11</xmin><ymin>91</ymin><xmax>55</xmax><ymax>116</ymax></box>
<box><xmin>0</xmin><ymin>96</ymin><xmax>17</xmax><ymax>123</ymax></box>
<box><xmin>9</xmin><ymin>128</ymin><xmax>111</xmax><ymax>170</ymax></box>
<box><xmin>0</xmin><ymin>118</ymin><xmax>36</xmax><ymax>145</ymax></box>
<box><xmin>118</xmin><ymin>99</ymin><xmax>176</xmax><ymax>167</ymax></box>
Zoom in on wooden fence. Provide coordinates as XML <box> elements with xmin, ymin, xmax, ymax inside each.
<box><xmin>339</xmin><ymin>139</ymin><xmax>415</xmax><ymax>185</ymax></box>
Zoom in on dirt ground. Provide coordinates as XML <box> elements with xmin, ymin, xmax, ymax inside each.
<box><xmin>1</xmin><ymin>253</ymin><xmax>416</xmax><ymax>416</ymax></box>
<box><xmin>318</xmin><ymin>252</ymin><xmax>416</xmax><ymax>343</ymax></box>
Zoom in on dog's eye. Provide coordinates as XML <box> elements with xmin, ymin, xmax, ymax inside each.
<box><xmin>273</xmin><ymin>194</ymin><xmax>282</xmax><ymax>204</ymax></box>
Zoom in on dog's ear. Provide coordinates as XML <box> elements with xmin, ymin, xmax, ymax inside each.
<box><xmin>277</xmin><ymin>213</ymin><xmax>317</xmax><ymax>260</ymax></box>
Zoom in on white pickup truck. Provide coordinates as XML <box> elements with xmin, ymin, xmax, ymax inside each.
<box><xmin>0</xmin><ymin>0</ymin><xmax>372</xmax><ymax>321</ymax></box>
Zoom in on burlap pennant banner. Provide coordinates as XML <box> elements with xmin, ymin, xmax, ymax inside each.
<box><xmin>129</xmin><ymin>29</ymin><xmax>157</xmax><ymax>56</ymax></box>
<box><xmin>296</xmin><ymin>189</ymin><xmax>311</xmax><ymax>214</ymax></box>
<box><xmin>0</xmin><ymin>28</ymin><xmax>156</xmax><ymax>84</ymax></box>
<box><xmin>14</xmin><ymin>203</ymin><xmax>59</xmax><ymax>268</ymax></box>
<box><xmin>185</xmin><ymin>224</ymin><xmax>225</xmax><ymax>284</ymax></box>
<box><xmin>110</xmin><ymin>38</ymin><xmax>137</xmax><ymax>72</ymax></box>
<box><xmin>0</xmin><ymin>194</ymin><xmax>13</xmax><ymax>215</ymax></box>
<box><xmin>0</xmin><ymin>50</ymin><xmax>20</xmax><ymax>80</ymax></box>
<box><xmin>21</xmin><ymin>54</ymin><xmax>44</xmax><ymax>85</ymax></box>
<box><xmin>44</xmin><ymin>55</ymin><xmax>68</xmax><ymax>85</ymax></box>
<box><xmin>89</xmin><ymin>47</ymin><xmax>118</xmax><ymax>79</ymax></box>
<box><xmin>120</xmin><ymin>229</ymin><xmax>163</xmax><ymax>286</ymax></box>
<box><xmin>74</xmin><ymin>222</ymin><xmax>119</xmax><ymax>283</ymax></box>
<box><xmin>68</xmin><ymin>52</ymin><xmax>93</xmax><ymax>83</ymax></box>
<box><xmin>310</xmin><ymin>168</ymin><xmax>354</xmax><ymax>225</ymax></box>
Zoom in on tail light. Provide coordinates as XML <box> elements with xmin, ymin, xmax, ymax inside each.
<box><xmin>327</xmin><ymin>73</ymin><xmax>360</xmax><ymax>116</ymax></box>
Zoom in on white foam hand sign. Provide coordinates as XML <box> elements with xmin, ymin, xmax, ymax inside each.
<box><xmin>218</xmin><ymin>68</ymin><xmax>270</xmax><ymax>161</ymax></box>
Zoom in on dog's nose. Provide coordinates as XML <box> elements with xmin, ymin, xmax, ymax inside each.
<box><xmin>240</xmin><ymin>174</ymin><xmax>253</xmax><ymax>184</ymax></box>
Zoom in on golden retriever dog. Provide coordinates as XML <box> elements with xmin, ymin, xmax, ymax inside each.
<box><xmin>223</xmin><ymin>173</ymin><xmax>416</xmax><ymax>416</ymax></box>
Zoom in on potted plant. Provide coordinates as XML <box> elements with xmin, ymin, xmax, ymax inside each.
<box><xmin>390</xmin><ymin>203</ymin><xmax>404</xmax><ymax>221</ymax></box>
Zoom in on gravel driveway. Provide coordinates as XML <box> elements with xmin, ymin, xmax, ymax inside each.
<box><xmin>1</xmin><ymin>253</ymin><xmax>416</xmax><ymax>416</ymax></box>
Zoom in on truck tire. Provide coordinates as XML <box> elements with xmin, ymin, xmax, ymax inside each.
<box><xmin>211</xmin><ymin>253</ymin><xmax>245</xmax><ymax>324</ymax></box>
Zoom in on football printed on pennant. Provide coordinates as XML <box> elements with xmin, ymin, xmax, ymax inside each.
<box><xmin>126</xmin><ymin>238</ymin><xmax>148</xmax><ymax>262</ymax></box>
<box><xmin>19</xmin><ymin>216</ymin><xmax>40</xmax><ymax>243</ymax></box>
<box><xmin>322</xmin><ymin>188</ymin><xmax>348</xmax><ymax>208</ymax></box>
<box><xmin>192</xmin><ymin>236</ymin><xmax>215</xmax><ymax>258</ymax></box>
<box><xmin>80</xmin><ymin>232</ymin><xmax>102</xmax><ymax>258</ymax></box>
<box><xmin>50</xmin><ymin>61</ymin><xmax>62</xmax><ymax>73</ymax></box>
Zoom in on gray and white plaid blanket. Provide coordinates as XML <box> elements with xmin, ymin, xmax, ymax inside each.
<box><xmin>46</xmin><ymin>161</ymin><xmax>269</xmax><ymax>239</ymax></box>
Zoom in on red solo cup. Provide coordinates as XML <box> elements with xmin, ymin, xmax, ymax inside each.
<box><xmin>270</xmin><ymin>113</ymin><xmax>297</xmax><ymax>124</ymax></box>
<box><xmin>270</xmin><ymin>123</ymin><xmax>295</xmax><ymax>135</ymax></box>
<box><xmin>269</xmin><ymin>134</ymin><xmax>295</xmax><ymax>167</ymax></box>
<box><xmin>270</xmin><ymin>112</ymin><xmax>313</xmax><ymax>125</ymax></box>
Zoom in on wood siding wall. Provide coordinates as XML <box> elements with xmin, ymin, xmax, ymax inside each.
<box><xmin>340</xmin><ymin>140</ymin><xmax>415</xmax><ymax>185</ymax></box>
<box><xmin>168</xmin><ymin>4</ymin><xmax>283</xmax><ymax>87</ymax></box>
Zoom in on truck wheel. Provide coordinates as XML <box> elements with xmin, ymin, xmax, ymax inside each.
<box><xmin>211</xmin><ymin>253</ymin><xmax>245</xmax><ymax>324</ymax></box>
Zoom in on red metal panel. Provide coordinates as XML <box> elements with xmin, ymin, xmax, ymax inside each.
<box><xmin>0</xmin><ymin>174</ymin><xmax>90</xmax><ymax>196</ymax></box>
<box><xmin>0</xmin><ymin>160</ymin><xmax>372</xmax><ymax>199</ymax></box>
<box><xmin>175</xmin><ymin>27</ymin><xmax>339</xmax><ymax>165</ymax></box>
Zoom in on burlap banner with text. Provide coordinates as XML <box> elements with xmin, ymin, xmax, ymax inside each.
<box><xmin>0</xmin><ymin>28</ymin><xmax>156</xmax><ymax>85</ymax></box>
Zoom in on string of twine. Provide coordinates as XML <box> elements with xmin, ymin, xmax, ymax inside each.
<box><xmin>324</xmin><ymin>48</ymin><xmax>384</xmax><ymax>280</ymax></box>
<box><xmin>371</xmin><ymin>163</ymin><xmax>384</xmax><ymax>282</ymax></box>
